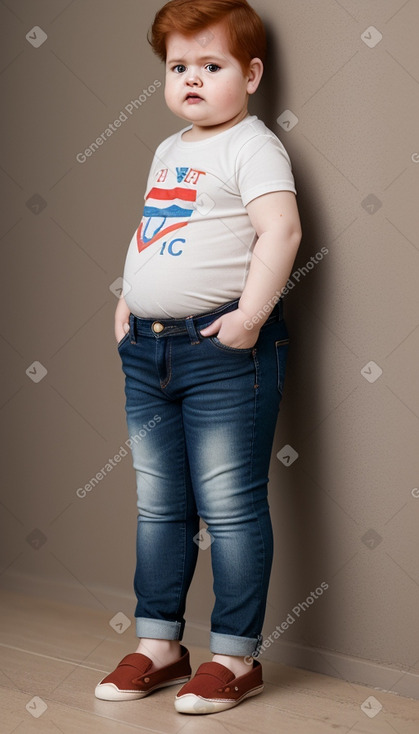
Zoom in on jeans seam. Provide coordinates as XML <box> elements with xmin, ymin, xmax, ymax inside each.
<box><xmin>160</xmin><ymin>339</ymin><xmax>172</xmax><ymax>390</ymax></box>
<box><xmin>249</xmin><ymin>348</ymin><xmax>266</xmax><ymax>639</ymax></box>
<box><xmin>174</xmin><ymin>444</ymin><xmax>189</xmax><ymax>621</ymax></box>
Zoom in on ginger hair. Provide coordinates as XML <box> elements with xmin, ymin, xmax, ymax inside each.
<box><xmin>148</xmin><ymin>0</ymin><xmax>266</xmax><ymax>74</ymax></box>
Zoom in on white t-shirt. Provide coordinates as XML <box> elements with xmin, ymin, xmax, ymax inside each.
<box><xmin>123</xmin><ymin>115</ymin><xmax>296</xmax><ymax>318</ymax></box>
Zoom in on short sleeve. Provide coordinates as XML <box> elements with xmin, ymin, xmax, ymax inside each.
<box><xmin>235</xmin><ymin>133</ymin><xmax>296</xmax><ymax>207</ymax></box>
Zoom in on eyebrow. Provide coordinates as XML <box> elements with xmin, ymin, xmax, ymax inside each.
<box><xmin>166</xmin><ymin>55</ymin><xmax>226</xmax><ymax>65</ymax></box>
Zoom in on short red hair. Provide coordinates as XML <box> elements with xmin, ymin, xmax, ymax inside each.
<box><xmin>148</xmin><ymin>0</ymin><xmax>266</xmax><ymax>74</ymax></box>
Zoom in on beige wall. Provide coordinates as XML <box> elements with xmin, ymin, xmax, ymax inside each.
<box><xmin>1</xmin><ymin>0</ymin><xmax>418</xmax><ymax>700</ymax></box>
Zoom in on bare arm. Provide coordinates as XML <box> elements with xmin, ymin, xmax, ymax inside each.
<box><xmin>200</xmin><ymin>190</ymin><xmax>302</xmax><ymax>347</ymax></box>
<box><xmin>115</xmin><ymin>295</ymin><xmax>130</xmax><ymax>343</ymax></box>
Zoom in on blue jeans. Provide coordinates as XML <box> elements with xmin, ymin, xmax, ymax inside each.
<box><xmin>117</xmin><ymin>298</ymin><xmax>289</xmax><ymax>657</ymax></box>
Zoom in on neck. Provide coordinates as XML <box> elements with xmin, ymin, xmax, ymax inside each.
<box><xmin>182</xmin><ymin>109</ymin><xmax>250</xmax><ymax>141</ymax></box>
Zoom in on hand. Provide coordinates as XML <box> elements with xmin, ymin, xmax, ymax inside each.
<box><xmin>200</xmin><ymin>308</ymin><xmax>260</xmax><ymax>349</ymax></box>
<box><xmin>115</xmin><ymin>296</ymin><xmax>130</xmax><ymax>344</ymax></box>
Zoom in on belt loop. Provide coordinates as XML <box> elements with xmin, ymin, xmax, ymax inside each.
<box><xmin>129</xmin><ymin>313</ymin><xmax>137</xmax><ymax>344</ymax></box>
<box><xmin>185</xmin><ymin>316</ymin><xmax>200</xmax><ymax>345</ymax></box>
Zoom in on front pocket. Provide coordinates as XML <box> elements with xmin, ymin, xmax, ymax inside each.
<box><xmin>116</xmin><ymin>332</ymin><xmax>130</xmax><ymax>349</ymax></box>
<box><xmin>275</xmin><ymin>338</ymin><xmax>290</xmax><ymax>395</ymax></box>
<box><xmin>209</xmin><ymin>336</ymin><xmax>254</xmax><ymax>354</ymax></box>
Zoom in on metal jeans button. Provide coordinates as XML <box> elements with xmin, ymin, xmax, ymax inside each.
<box><xmin>152</xmin><ymin>322</ymin><xmax>164</xmax><ymax>333</ymax></box>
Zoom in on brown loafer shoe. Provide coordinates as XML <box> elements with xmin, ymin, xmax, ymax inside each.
<box><xmin>174</xmin><ymin>659</ymin><xmax>263</xmax><ymax>714</ymax></box>
<box><xmin>95</xmin><ymin>645</ymin><xmax>191</xmax><ymax>701</ymax></box>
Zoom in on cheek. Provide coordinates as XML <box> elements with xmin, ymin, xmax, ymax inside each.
<box><xmin>164</xmin><ymin>82</ymin><xmax>175</xmax><ymax>105</ymax></box>
<box><xmin>221</xmin><ymin>83</ymin><xmax>240</xmax><ymax>104</ymax></box>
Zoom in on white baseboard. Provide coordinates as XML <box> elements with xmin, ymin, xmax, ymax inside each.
<box><xmin>2</xmin><ymin>572</ymin><xmax>417</xmax><ymax>700</ymax></box>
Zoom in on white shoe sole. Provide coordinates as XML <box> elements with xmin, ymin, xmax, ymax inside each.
<box><xmin>95</xmin><ymin>676</ymin><xmax>191</xmax><ymax>701</ymax></box>
<box><xmin>174</xmin><ymin>684</ymin><xmax>264</xmax><ymax>714</ymax></box>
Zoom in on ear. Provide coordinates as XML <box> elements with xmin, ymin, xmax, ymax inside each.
<box><xmin>246</xmin><ymin>58</ymin><xmax>264</xmax><ymax>95</ymax></box>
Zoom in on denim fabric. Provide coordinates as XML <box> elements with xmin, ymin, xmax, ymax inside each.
<box><xmin>117</xmin><ymin>299</ymin><xmax>289</xmax><ymax>656</ymax></box>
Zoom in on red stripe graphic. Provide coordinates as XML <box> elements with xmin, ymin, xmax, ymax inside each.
<box><xmin>137</xmin><ymin>221</ymin><xmax>188</xmax><ymax>252</ymax></box>
<box><xmin>148</xmin><ymin>187</ymin><xmax>197</xmax><ymax>202</ymax></box>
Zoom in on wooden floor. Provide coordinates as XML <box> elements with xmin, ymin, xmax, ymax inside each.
<box><xmin>1</xmin><ymin>590</ymin><xmax>418</xmax><ymax>734</ymax></box>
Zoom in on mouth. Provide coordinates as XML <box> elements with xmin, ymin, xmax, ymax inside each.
<box><xmin>185</xmin><ymin>93</ymin><xmax>203</xmax><ymax>103</ymax></box>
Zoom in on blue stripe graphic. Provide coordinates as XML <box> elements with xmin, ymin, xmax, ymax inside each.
<box><xmin>143</xmin><ymin>204</ymin><xmax>194</xmax><ymax>218</ymax></box>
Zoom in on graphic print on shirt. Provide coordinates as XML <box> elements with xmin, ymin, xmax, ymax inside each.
<box><xmin>136</xmin><ymin>167</ymin><xmax>205</xmax><ymax>253</ymax></box>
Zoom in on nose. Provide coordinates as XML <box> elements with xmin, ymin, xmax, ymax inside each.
<box><xmin>186</xmin><ymin>68</ymin><xmax>202</xmax><ymax>86</ymax></box>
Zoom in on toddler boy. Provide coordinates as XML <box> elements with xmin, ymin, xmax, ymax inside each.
<box><xmin>96</xmin><ymin>0</ymin><xmax>301</xmax><ymax>715</ymax></box>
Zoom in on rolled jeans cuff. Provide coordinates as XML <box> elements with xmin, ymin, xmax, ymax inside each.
<box><xmin>210</xmin><ymin>631</ymin><xmax>263</xmax><ymax>657</ymax></box>
<box><xmin>135</xmin><ymin>616</ymin><xmax>184</xmax><ymax>640</ymax></box>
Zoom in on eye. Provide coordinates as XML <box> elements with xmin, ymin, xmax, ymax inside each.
<box><xmin>205</xmin><ymin>63</ymin><xmax>221</xmax><ymax>73</ymax></box>
<box><xmin>172</xmin><ymin>64</ymin><xmax>186</xmax><ymax>73</ymax></box>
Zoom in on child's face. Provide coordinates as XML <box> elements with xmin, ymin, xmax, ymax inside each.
<box><xmin>164</xmin><ymin>21</ymin><xmax>259</xmax><ymax>136</ymax></box>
